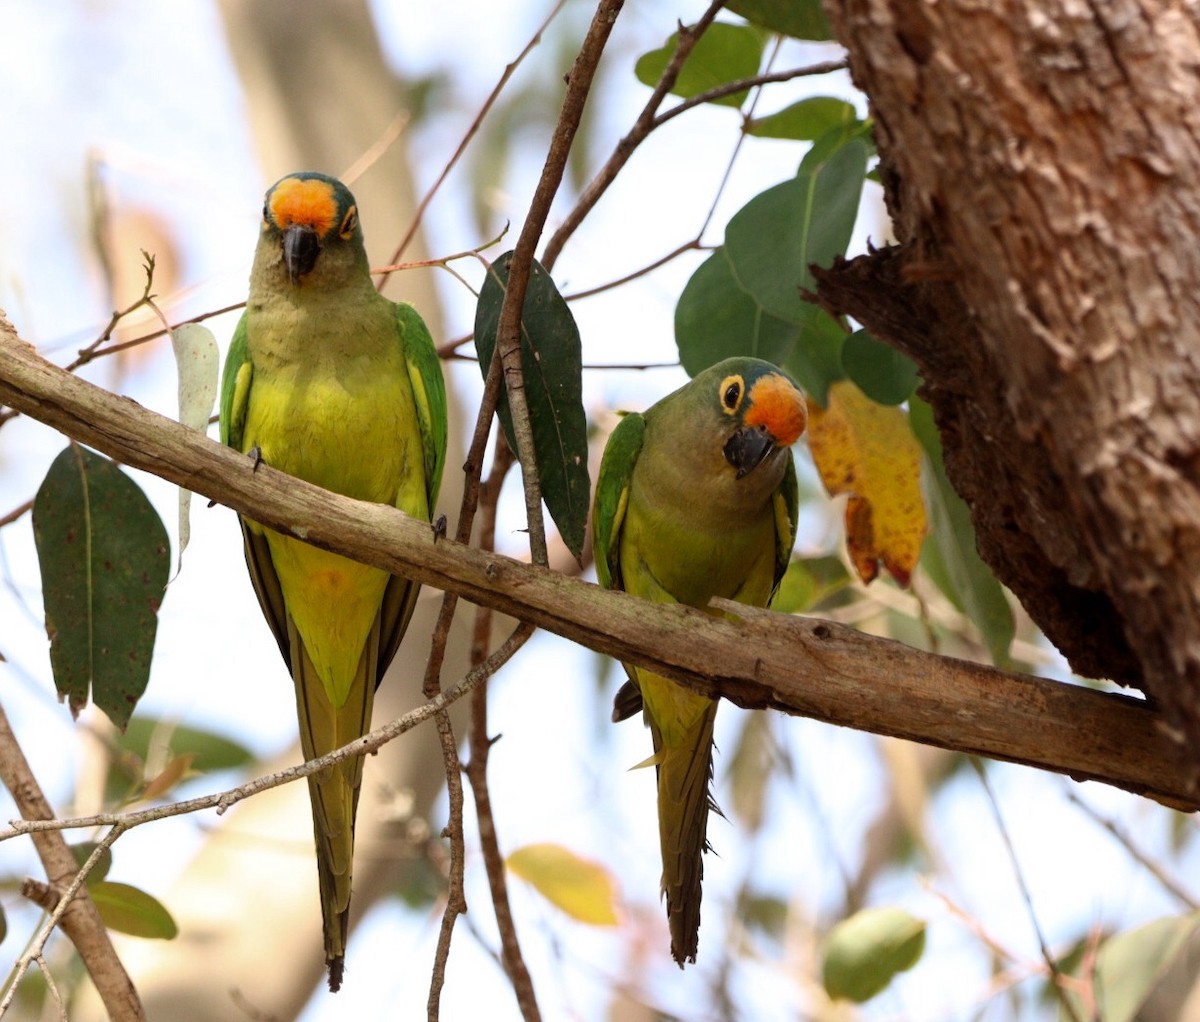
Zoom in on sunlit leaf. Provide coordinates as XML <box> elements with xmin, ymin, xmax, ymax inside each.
<box><xmin>634</xmin><ymin>22</ymin><xmax>764</xmax><ymax>108</ymax></box>
<box><xmin>117</xmin><ymin>716</ymin><xmax>255</xmax><ymax>773</ymax></box>
<box><xmin>68</xmin><ymin>842</ymin><xmax>113</xmax><ymax>887</ymax></box>
<box><xmin>841</xmin><ymin>329</ymin><xmax>920</xmax><ymax>406</ymax></box>
<box><xmin>823</xmin><ymin>906</ymin><xmax>926</xmax><ymax>1002</ymax></box>
<box><xmin>32</xmin><ymin>445</ymin><xmax>170</xmax><ymax>729</ymax></box>
<box><xmin>808</xmin><ymin>382</ymin><xmax>927</xmax><ymax>585</ymax></box>
<box><xmin>475</xmin><ymin>252</ymin><xmax>590</xmax><ymax>561</ymax></box>
<box><xmin>171</xmin><ymin>323</ymin><xmax>218</xmax><ymax>570</ymax></box>
<box><xmin>909</xmin><ymin>399</ymin><xmax>1014</xmax><ymax>664</ymax></box>
<box><xmin>747</xmin><ymin>97</ymin><xmax>858</xmax><ymax>140</ymax></box>
<box><xmin>726</xmin><ymin>0</ymin><xmax>832</xmax><ymax>40</ymax></box>
<box><xmin>506</xmin><ymin>842</ymin><xmax>619</xmax><ymax>926</ymax></box>
<box><xmin>90</xmin><ymin>881</ymin><xmax>178</xmax><ymax>940</ymax></box>
<box><xmin>725</xmin><ymin>139</ymin><xmax>868</xmax><ymax>324</ymax></box>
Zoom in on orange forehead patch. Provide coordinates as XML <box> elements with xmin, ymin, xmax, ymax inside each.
<box><xmin>745</xmin><ymin>374</ymin><xmax>807</xmax><ymax>446</ymax></box>
<box><xmin>267</xmin><ymin>177</ymin><xmax>338</xmax><ymax>236</ymax></box>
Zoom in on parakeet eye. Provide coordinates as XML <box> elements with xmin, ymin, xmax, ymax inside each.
<box><xmin>261</xmin><ymin>202</ymin><xmax>270</xmax><ymax>223</ymax></box>
<box><xmin>339</xmin><ymin>206</ymin><xmax>359</xmax><ymax>239</ymax></box>
<box><xmin>719</xmin><ymin>374</ymin><xmax>744</xmax><ymax>414</ymax></box>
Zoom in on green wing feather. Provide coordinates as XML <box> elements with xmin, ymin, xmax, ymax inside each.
<box><xmin>771</xmin><ymin>453</ymin><xmax>800</xmax><ymax>600</ymax></box>
<box><xmin>218</xmin><ymin>315</ymin><xmax>251</xmax><ymax>449</ymax></box>
<box><xmin>592</xmin><ymin>412</ymin><xmax>645</xmax><ymax>592</ymax></box>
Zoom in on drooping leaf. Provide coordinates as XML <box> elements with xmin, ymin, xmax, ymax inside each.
<box><xmin>841</xmin><ymin>329</ymin><xmax>920</xmax><ymax>406</ymax></box>
<box><xmin>728</xmin><ymin>711</ymin><xmax>774</xmax><ymax>832</ymax></box>
<box><xmin>747</xmin><ymin>97</ymin><xmax>858</xmax><ymax>140</ymax></box>
<box><xmin>634</xmin><ymin>22</ymin><xmax>764</xmax><ymax>108</ymax></box>
<box><xmin>726</xmin><ymin>0</ymin><xmax>832</xmax><ymax>40</ymax></box>
<box><xmin>506</xmin><ymin>843</ymin><xmax>619</xmax><ymax>926</ymax></box>
<box><xmin>475</xmin><ymin>252</ymin><xmax>590</xmax><ymax>561</ymax></box>
<box><xmin>89</xmin><ymin>881</ymin><xmax>178</xmax><ymax>940</ymax></box>
<box><xmin>171</xmin><ymin>322</ymin><xmax>219</xmax><ymax>570</ymax></box>
<box><xmin>770</xmin><ymin>554</ymin><xmax>853</xmax><ymax>614</ymax></box>
<box><xmin>1062</xmin><ymin>914</ymin><xmax>1200</xmax><ymax>1022</ymax></box>
<box><xmin>68</xmin><ymin>842</ymin><xmax>113</xmax><ymax>887</ymax></box>
<box><xmin>909</xmin><ymin>399</ymin><xmax>1014</xmax><ymax>665</ymax></box>
<box><xmin>32</xmin><ymin>445</ymin><xmax>170</xmax><ymax>729</ymax></box>
<box><xmin>725</xmin><ymin>138</ymin><xmax>868</xmax><ymax>324</ymax></box>
<box><xmin>823</xmin><ymin>906</ymin><xmax>926</xmax><ymax>1002</ymax></box>
<box><xmin>807</xmin><ymin>382</ymin><xmax>927</xmax><ymax>585</ymax></box>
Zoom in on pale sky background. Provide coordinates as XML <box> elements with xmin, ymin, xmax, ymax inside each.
<box><xmin>0</xmin><ymin>2</ymin><xmax>1196</xmax><ymax>1020</ymax></box>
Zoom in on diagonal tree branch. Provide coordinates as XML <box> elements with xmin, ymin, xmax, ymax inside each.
<box><xmin>0</xmin><ymin>318</ymin><xmax>1197</xmax><ymax>811</ymax></box>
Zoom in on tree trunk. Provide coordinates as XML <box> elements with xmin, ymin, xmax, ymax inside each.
<box><xmin>818</xmin><ymin>0</ymin><xmax>1200</xmax><ymax>745</ymax></box>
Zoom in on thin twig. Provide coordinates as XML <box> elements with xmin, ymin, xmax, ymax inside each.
<box><xmin>463</xmin><ymin>439</ymin><xmax>542</xmax><ymax>1019</ymax></box>
<box><xmin>1065</xmin><ymin>789</ymin><xmax>1200</xmax><ymax>910</ymax></box>
<box><xmin>376</xmin><ymin>0</ymin><xmax>571</xmax><ymax>291</ymax></box>
<box><xmin>972</xmin><ymin>760</ymin><xmax>1084</xmax><ymax>1022</ymax></box>
<box><xmin>0</xmin><ymin>649</ymin><xmax>521</xmax><ymax>842</ymax></box>
<box><xmin>541</xmin><ymin>0</ymin><xmax>728</xmax><ymax>271</ymax></box>
<box><xmin>492</xmin><ymin>0</ymin><xmax>626</xmax><ymax>569</ymax></box>
<box><xmin>0</xmin><ymin>701</ymin><xmax>143</xmax><ymax>1021</ymax></box>
<box><xmin>0</xmin><ymin>500</ymin><xmax>32</xmax><ymax>530</ymax></box>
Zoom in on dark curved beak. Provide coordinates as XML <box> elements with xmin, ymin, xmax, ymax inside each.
<box><xmin>282</xmin><ymin>224</ymin><xmax>321</xmax><ymax>283</ymax></box>
<box><xmin>723</xmin><ymin>425</ymin><xmax>776</xmax><ymax>480</ymax></box>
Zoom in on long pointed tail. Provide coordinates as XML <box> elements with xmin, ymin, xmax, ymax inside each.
<box><xmin>645</xmin><ymin>679</ymin><xmax>719</xmax><ymax>967</ymax></box>
<box><xmin>290</xmin><ymin>623</ymin><xmax>378</xmax><ymax>992</ymax></box>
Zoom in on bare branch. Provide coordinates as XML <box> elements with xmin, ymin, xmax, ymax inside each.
<box><xmin>1</xmin><ymin>321</ymin><xmax>1196</xmax><ymax>811</ymax></box>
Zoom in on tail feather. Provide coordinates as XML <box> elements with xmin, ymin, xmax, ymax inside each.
<box><xmin>645</xmin><ymin>683</ymin><xmax>719</xmax><ymax>967</ymax></box>
<box><xmin>289</xmin><ymin>617</ymin><xmax>379</xmax><ymax>992</ymax></box>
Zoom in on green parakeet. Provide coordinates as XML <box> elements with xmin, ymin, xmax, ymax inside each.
<box><xmin>592</xmin><ymin>357</ymin><xmax>805</xmax><ymax>965</ymax></box>
<box><xmin>219</xmin><ymin>172</ymin><xmax>447</xmax><ymax>991</ymax></box>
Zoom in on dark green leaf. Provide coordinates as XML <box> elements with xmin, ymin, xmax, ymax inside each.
<box><xmin>842</xmin><ymin>329</ymin><xmax>920</xmax><ymax>405</ymax></box>
<box><xmin>726</xmin><ymin>0</ymin><xmax>832</xmax><ymax>40</ymax></box>
<box><xmin>748</xmin><ymin>97</ymin><xmax>858</xmax><ymax>140</ymax></box>
<box><xmin>801</xmin><ymin>121</ymin><xmax>876</xmax><ymax>171</ymax></box>
<box><xmin>725</xmin><ymin>138</ymin><xmax>868</xmax><ymax>323</ymax></box>
<box><xmin>475</xmin><ymin>252</ymin><xmax>591</xmax><ymax>561</ymax></box>
<box><xmin>771</xmin><ymin>555</ymin><xmax>853</xmax><ymax>613</ymax></box>
<box><xmin>823</xmin><ymin>906</ymin><xmax>926</xmax><ymax>1003</ymax></box>
<box><xmin>675</xmin><ymin>249</ymin><xmax>802</xmax><ymax>376</ymax></box>
<box><xmin>634</xmin><ymin>22</ymin><xmax>763</xmax><ymax>108</ymax></box>
<box><xmin>89</xmin><ymin>881</ymin><xmax>178</xmax><ymax>940</ymax></box>
<box><xmin>909</xmin><ymin>400</ymin><xmax>1014</xmax><ymax>665</ymax></box>
<box><xmin>68</xmin><ymin>842</ymin><xmax>113</xmax><ymax>887</ymax></box>
<box><xmin>738</xmin><ymin>892</ymin><xmax>789</xmax><ymax>941</ymax></box>
<box><xmin>32</xmin><ymin>445</ymin><xmax>170</xmax><ymax>730</ymax></box>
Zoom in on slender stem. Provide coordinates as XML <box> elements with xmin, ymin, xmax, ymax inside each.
<box><xmin>540</xmin><ymin>0</ymin><xmax>727</xmax><ymax>271</ymax></box>
<box><xmin>376</xmin><ymin>0</ymin><xmax>571</xmax><ymax>291</ymax></box>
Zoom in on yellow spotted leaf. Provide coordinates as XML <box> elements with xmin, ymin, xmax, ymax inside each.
<box><xmin>808</xmin><ymin>380</ymin><xmax>927</xmax><ymax>585</ymax></box>
<box><xmin>506</xmin><ymin>842</ymin><xmax>619</xmax><ymax>926</ymax></box>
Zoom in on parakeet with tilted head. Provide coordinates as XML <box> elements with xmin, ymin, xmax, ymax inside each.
<box><xmin>592</xmin><ymin>357</ymin><xmax>805</xmax><ymax>965</ymax></box>
<box><xmin>219</xmin><ymin>172</ymin><xmax>446</xmax><ymax>991</ymax></box>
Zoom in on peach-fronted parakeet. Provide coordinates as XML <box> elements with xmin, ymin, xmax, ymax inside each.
<box><xmin>219</xmin><ymin>172</ymin><xmax>446</xmax><ymax>991</ymax></box>
<box><xmin>593</xmin><ymin>357</ymin><xmax>805</xmax><ymax>965</ymax></box>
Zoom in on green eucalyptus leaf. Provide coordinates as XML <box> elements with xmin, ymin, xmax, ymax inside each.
<box><xmin>635</xmin><ymin>22</ymin><xmax>763</xmax><ymax>108</ymax></box>
<box><xmin>726</xmin><ymin>0</ymin><xmax>832</xmax><ymax>40</ymax></box>
<box><xmin>725</xmin><ymin>138</ymin><xmax>868</xmax><ymax>324</ymax></box>
<box><xmin>823</xmin><ymin>906</ymin><xmax>926</xmax><ymax>1003</ymax></box>
<box><xmin>475</xmin><ymin>252</ymin><xmax>590</xmax><ymax>561</ymax></box>
<box><xmin>32</xmin><ymin>445</ymin><xmax>170</xmax><ymax>730</ymax></box>
<box><xmin>748</xmin><ymin>97</ymin><xmax>858</xmax><ymax>141</ymax></box>
<box><xmin>90</xmin><ymin>881</ymin><xmax>178</xmax><ymax>940</ymax></box>
<box><xmin>68</xmin><ymin>842</ymin><xmax>113</xmax><ymax>887</ymax></box>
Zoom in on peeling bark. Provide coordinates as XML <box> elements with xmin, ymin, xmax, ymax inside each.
<box><xmin>821</xmin><ymin>0</ymin><xmax>1200</xmax><ymax>741</ymax></box>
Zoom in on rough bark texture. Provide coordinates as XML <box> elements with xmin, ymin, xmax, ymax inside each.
<box><xmin>819</xmin><ymin>0</ymin><xmax>1200</xmax><ymax>743</ymax></box>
